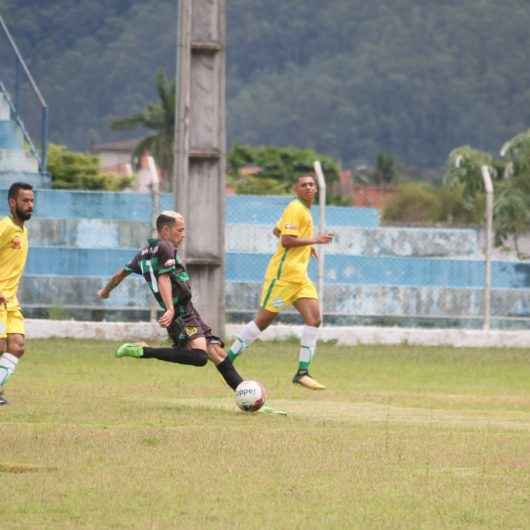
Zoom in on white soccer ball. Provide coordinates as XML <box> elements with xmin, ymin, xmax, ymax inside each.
<box><xmin>235</xmin><ymin>380</ymin><xmax>266</xmax><ymax>412</ymax></box>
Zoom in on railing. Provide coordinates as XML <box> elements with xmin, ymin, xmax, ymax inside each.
<box><xmin>0</xmin><ymin>14</ymin><xmax>48</xmax><ymax>173</ymax></box>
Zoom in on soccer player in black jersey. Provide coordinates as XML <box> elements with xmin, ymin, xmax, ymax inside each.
<box><xmin>97</xmin><ymin>210</ymin><xmax>243</xmax><ymax>391</ymax></box>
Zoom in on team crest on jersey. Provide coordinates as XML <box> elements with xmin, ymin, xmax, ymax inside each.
<box><xmin>184</xmin><ymin>325</ymin><xmax>198</xmax><ymax>336</ymax></box>
<box><xmin>272</xmin><ymin>298</ymin><xmax>285</xmax><ymax>309</ymax></box>
<box><xmin>10</xmin><ymin>237</ymin><xmax>21</xmax><ymax>249</ymax></box>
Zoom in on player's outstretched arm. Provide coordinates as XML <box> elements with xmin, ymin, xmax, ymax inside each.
<box><xmin>280</xmin><ymin>232</ymin><xmax>334</xmax><ymax>248</ymax></box>
<box><xmin>97</xmin><ymin>269</ymin><xmax>130</xmax><ymax>299</ymax></box>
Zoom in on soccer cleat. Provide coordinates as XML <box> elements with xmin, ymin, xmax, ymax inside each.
<box><xmin>259</xmin><ymin>405</ymin><xmax>287</xmax><ymax>416</ymax></box>
<box><xmin>0</xmin><ymin>391</ymin><xmax>8</xmax><ymax>406</ymax></box>
<box><xmin>292</xmin><ymin>370</ymin><xmax>326</xmax><ymax>390</ymax></box>
<box><xmin>115</xmin><ymin>343</ymin><xmax>144</xmax><ymax>358</ymax></box>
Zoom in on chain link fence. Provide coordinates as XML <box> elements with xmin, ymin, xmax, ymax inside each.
<box><xmin>1</xmin><ymin>189</ymin><xmax>529</xmax><ymax>329</ymax></box>
<box><xmin>225</xmin><ymin>195</ymin><xmax>530</xmax><ymax>329</ymax></box>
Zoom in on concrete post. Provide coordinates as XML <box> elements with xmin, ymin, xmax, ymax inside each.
<box><xmin>174</xmin><ymin>0</ymin><xmax>226</xmax><ymax>334</ymax></box>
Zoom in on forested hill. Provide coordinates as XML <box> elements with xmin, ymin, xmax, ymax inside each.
<box><xmin>2</xmin><ymin>0</ymin><xmax>530</xmax><ymax>169</ymax></box>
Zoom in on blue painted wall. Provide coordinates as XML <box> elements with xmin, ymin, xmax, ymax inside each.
<box><xmin>226</xmin><ymin>253</ymin><xmax>530</xmax><ymax>289</ymax></box>
<box><xmin>0</xmin><ymin>190</ymin><xmax>380</xmax><ymax>227</ymax></box>
<box><xmin>0</xmin><ymin>121</ymin><xmax>20</xmax><ymax>149</ymax></box>
<box><xmin>24</xmin><ymin>247</ymin><xmax>530</xmax><ymax>290</ymax></box>
<box><xmin>1</xmin><ymin>189</ymin><xmax>528</xmax><ymax>327</ymax></box>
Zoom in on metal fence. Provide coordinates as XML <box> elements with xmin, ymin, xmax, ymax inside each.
<box><xmin>224</xmin><ymin>196</ymin><xmax>530</xmax><ymax>330</ymax></box>
<box><xmin>0</xmin><ymin>15</ymin><xmax>48</xmax><ymax>173</ymax></box>
<box><xmin>1</xmin><ymin>189</ymin><xmax>530</xmax><ymax>329</ymax></box>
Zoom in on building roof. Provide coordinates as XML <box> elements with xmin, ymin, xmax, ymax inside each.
<box><xmin>90</xmin><ymin>138</ymin><xmax>142</xmax><ymax>153</ymax></box>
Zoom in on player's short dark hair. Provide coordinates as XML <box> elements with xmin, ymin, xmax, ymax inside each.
<box><xmin>8</xmin><ymin>182</ymin><xmax>33</xmax><ymax>201</ymax></box>
<box><xmin>297</xmin><ymin>173</ymin><xmax>316</xmax><ymax>184</ymax></box>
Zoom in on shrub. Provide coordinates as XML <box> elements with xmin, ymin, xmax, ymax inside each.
<box><xmin>48</xmin><ymin>144</ymin><xmax>133</xmax><ymax>191</ymax></box>
<box><xmin>382</xmin><ymin>182</ymin><xmax>440</xmax><ymax>224</ymax></box>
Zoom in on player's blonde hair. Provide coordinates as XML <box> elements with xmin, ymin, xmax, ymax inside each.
<box><xmin>156</xmin><ymin>210</ymin><xmax>184</xmax><ymax>231</ymax></box>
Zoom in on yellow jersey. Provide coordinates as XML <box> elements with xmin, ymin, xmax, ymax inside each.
<box><xmin>264</xmin><ymin>199</ymin><xmax>313</xmax><ymax>283</ymax></box>
<box><xmin>0</xmin><ymin>216</ymin><xmax>29</xmax><ymax>309</ymax></box>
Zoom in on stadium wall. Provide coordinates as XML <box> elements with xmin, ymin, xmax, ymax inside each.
<box><xmin>25</xmin><ymin>319</ymin><xmax>530</xmax><ymax>348</ymax></box>
<box><xmin>1</xmin><ymin>189</ymin><xmax>530</xmax><ymax>329</ymax></box>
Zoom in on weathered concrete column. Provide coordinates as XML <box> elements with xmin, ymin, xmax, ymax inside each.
<box><xmin>174</xmin><ymin>0</ymin><xmax>226</xmax><ymax>334</ymax></box>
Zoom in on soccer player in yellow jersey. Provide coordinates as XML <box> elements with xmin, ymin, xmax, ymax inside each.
<box><xmin>0</xmin><ymin>182</ymin><xmax>34</xmax><ymax>406</ymax></box>
<box><xmin>228</xmin><ymin>174</ymin><xmax>334</xmax><ymax>389</ymax></box>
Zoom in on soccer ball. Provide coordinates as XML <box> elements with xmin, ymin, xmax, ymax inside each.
<box><xmin>235</xmin><ymin>380</ymin><xmax>266</xmax><ymax>412</ymax></box>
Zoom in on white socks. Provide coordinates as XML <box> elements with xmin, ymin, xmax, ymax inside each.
<box><xmin>298</xmin><ymin>325</ymin><xmax>319</xmax><ymax>369</ymax></box>
<box><xmin>229</xmin><ymin>322</ymin><xmax>320</xmax><ymax>371</ymax></box>
<box><xmin>0</xmin><ymin>353</ymin><xmax>19</xmax><ymax>386</ymax></box>
<box><xmin>228</xmin><ymin>320</ymin><xmax>261</xmax><ymax>360</ymax></box>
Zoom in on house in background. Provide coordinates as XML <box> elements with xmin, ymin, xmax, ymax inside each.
<box><xmin>90</xmin><ymin>138</ymin><xmax>138</xmax><ymax>176</ymax></box>
<box><xmin>90</xmin><ymin>138</ymin><xmax>161</xmax><ymax>192</ymax></box>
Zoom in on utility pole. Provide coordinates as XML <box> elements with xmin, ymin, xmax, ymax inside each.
<box><xmin>174</xmin><ymin>0</ymin><xmax>226</xmax><ymax>334</ymax></box>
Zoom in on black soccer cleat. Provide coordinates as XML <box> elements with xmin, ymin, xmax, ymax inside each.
<box><xmin>292</xmin><ymin>369</ymin><xmax>326</xmax><ymax>390</ymax></box>
<box><xmin>0</xmin><ymin>392</ymin><xmax>9</xmax><ymax>406</ymax></box>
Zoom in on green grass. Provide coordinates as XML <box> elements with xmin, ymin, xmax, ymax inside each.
<box><xmin>2</xmin><ymin>339</ymin><xmax>530</xmax><ymax>529</ymax></box>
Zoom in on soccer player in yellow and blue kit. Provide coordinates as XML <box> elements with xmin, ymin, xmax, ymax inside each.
<box><xmin>228</xmin><ymin>174</ymin><xmax>334</xmax><ymax>389</ymax></box>
<box><xmin>0</xmin><ymin>182</ymin><xmax>34</xmax><ymax>405</ymax></box>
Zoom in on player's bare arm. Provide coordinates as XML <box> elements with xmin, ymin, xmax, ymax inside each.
<box><xmin>0</xmin><ymin>292</ymin><xmax>6</xmax><ymax>306</ymax></box>
<box><xmin>272</xmin><ymin>227</ymin><xmax>281</xmax><ymax>238</ymax></box>
<box><xmin>157</xmin><ymin>273</ymin><xmax>175</xmax><ymax>327</ymax></box>
<box><xmin>97</xmin><ymin>269</ymin><xmax>130</xmax><ymax>299</ymax></box>
<box><xmin>280</xmin><ymin>232</ymin><xmax>334</xmax><ymax>248</ymax></box>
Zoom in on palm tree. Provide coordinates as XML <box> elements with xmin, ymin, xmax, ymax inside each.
<box><xmin>111</xmin><ymin>70</ymin><xmax>175</xmax><ymax>189</ymax></box>
<box><xmin>446</xmin><ymin>145</ymin><xmax>495</xmax><ymax>199</ymax></box>
<box><xmin>497</xmin><ymin>130</ymin><xmax>530</xmax><ymax>256</ymax></box>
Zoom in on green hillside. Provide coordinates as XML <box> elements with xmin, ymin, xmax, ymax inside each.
<box><xmin>2</xmin><ymin>0</ymin><xmax>530</xmax><ymax>169</ymax></box>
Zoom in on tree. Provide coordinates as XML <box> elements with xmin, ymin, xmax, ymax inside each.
<box><xmin>374</xmin><ymin>152</ymin><xmax>397</xmax><ymax>185</ymax></box>
<box><xmin>47</xmin><ymin>144</ymin><xmax>132</xmax><ymax>190</ymax></box>
<box><xmin>444</xmin><ymin>145</ymin><xmax>496</xmax><ymax>226</ymax></box>
<box><xmin>110</xmin><ymin>69</ymin><xmax>175</xmax><ymax>190</ymax></box>
<box><xmin>445</xmin><ymin>146</ymin><xmax>494</xmax><ymax>199</ymax></box>
<box><xmin>5</xmin><ymin>1</ymin><xmax>530</xmax><ymax>170</ymax></box>
<box><xmin>227</xmin><ymin>144</ymin><xmax>340</xmax><ymax>199</ymax></box>
<box><xmin>493</xmin><ymin>188</ymin><xmax>529</xmax><ymax>256</ymax></box>
<box><xmin>382</xmin><ymin>182</ymin><xmax>440</xmax><ymax>224</ymax></box>
<box><xmin>495</xmin><ymin>130</ymin><xmax>530</xmax><ymax>255</ymax></box>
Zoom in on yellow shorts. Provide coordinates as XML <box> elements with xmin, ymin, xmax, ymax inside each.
<box><xmin>259</xmin><ymin>278</ymin><xmax>318</xmax><ymax>313</ymax></box>
<box><xmin>0</xmin><ymin>307</ymin><xmax>25</xmax><ymax>339</ymax></box>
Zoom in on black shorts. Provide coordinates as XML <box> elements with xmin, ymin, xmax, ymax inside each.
<box><xmin>167</xmin><ymin>303</ymin><xmax>224</xmax><ymax>349</ymax></box>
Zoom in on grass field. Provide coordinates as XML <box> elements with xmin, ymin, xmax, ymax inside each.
<box><xmin>2</xmin><ymin>338</ymin><xmax>530</xmax><ymax>530</ymax></box>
